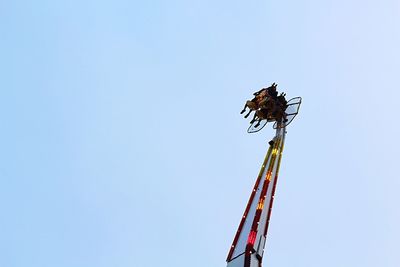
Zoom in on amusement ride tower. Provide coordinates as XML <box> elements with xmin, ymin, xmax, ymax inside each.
<box><xmin>226</xmin><ymin>95</ymin><xmax>301</xmax><ymax>267</ymax></box>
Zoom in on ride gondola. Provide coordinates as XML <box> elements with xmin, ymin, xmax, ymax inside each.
<box><xmin>242</xmin><ymin>84</ymin><xmax>302</xmax><ymax>133</ymax></box>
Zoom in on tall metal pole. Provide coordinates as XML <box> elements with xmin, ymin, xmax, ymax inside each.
<box><xmin>226</xmin><ymin>128</ymin><xmax>286</xmax><ymax>267</ymax></box>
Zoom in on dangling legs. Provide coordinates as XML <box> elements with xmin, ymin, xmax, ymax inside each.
<box><xmin>255</xmin><ymin>118</ymin><xmax>263</xmax><ymax>128</ymax></box>
<box><xmin>250</xmin><ymin>112</ymin><xmax>258</xmax><ymax>124</ymax></box>
<box><xmin>240</xmin><ymin>103</ymin><xmax>247</xmax><ymax>114</ymax></box>
<box><xmin>244</xmin><ymin>109</ymin><xmax>253</xmax><ymax>118</ymax></box>
<box><xmin>254</xmin><ymin>109</ymin><xmax>267</xmax><ymax>127</ymax></box>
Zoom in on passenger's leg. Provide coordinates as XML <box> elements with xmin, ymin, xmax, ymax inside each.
<box><xmin>244</xmin><ymin>109</ymin><xmax>252</xmax><ymax>118</ymax></box>
<box><xmin>240</xmin><ymin>103</ymin><xmax>247</xmax><ymax>114</ymax></box>
<box><xmin>250</xmin><ymin>113</ymin><xmax>258</xmax><ymax>124</ymax></box>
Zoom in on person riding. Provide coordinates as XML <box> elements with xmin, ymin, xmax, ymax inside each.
<box><xmin>255</xmin><ymin>83</ymin><xmax>278</xmax><ymax>119</ymax></box>
<box><xmin>266</xmin><ymin>83</ymin><xmax>278</xmax><ymax>100</ymax></box>
<box><xmin>253</xmin><ymin>83</ymin><xmax>279</xmax><ymax>120</ymax></box>
<box><xmin>272</xmin><ymin>92</ymin><xmax>288</xmax><ymax>123</ymax></box>
<box><xmin>277</xmin><ymin>92</ymin><xmax>287</xmax><ymax>110</ymax></box>
<box><xmin>240</xmin><ymin>88</ymin><xmax>268</xmax><ymax>118</ymax></box>
<box><xmin>240</xmin><ymin>83</ymin><xmax>278</xmax><ymax>117</ymax></box>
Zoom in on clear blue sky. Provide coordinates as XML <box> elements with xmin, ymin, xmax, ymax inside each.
<box><xmin>1</xmin><ymin>1</ymin><xmax>400</xmax><ymax>267</ymax></box>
